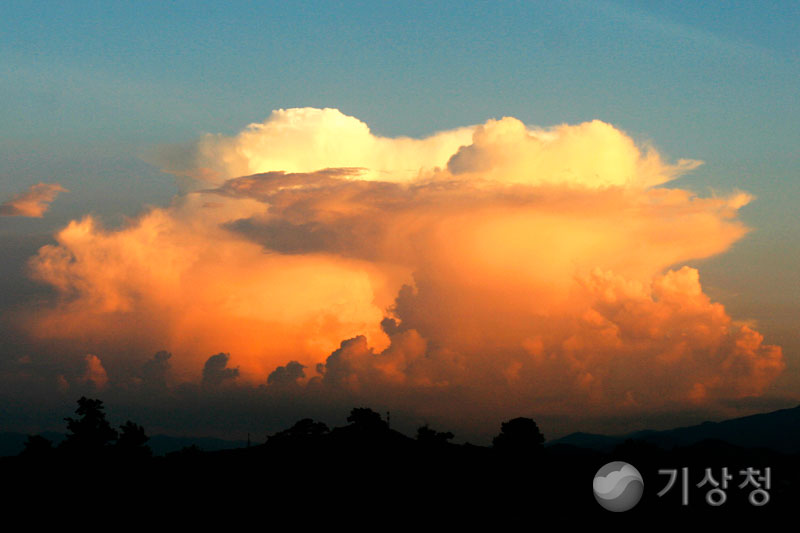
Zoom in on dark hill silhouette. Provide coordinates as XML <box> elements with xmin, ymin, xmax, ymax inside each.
<box><xmin>3</xmin><ymin>399</ymin><xmax>800</xmax><ymax>522</ymax></box>
<box><xmin>5</xmin><ymin>404</ymin><xmax>799</xmax><ymax>457</ymax></box>
<box><xmin>147</xmin><ymin>434</ymin><xmax>248</xmax><ymax>455</ymax></box>
<box><xmin>548</xmin><ymin>431</ymin><xmax>628</xmax><ymax>452</ymax></box>
<box><xmin>551</xmin><ymin>404</ymin><xmax>800</xmax><ymax>453</ymax></box>
<box><xmin>0</xmin><ymin>431</ymin><xmax>247</xmax><ymax>457</ymax></box>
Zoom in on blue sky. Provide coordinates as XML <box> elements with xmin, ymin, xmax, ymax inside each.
<box><xmin>1</xmin><ymin>1</ymin><xmax>798</xmax><ymax>436</ymax></box>
<box><xmin>4</xmin><ymin>2</ymin><xmax>796</xmax><ymax>310</ymax></box>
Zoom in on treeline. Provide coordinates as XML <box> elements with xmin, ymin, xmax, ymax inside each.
<box><xmin>15</xmin><ymin>397</ymin><xmax>547</xmax><ymax>460</ymax></box>
<box><xmin>20</xmin><ymin>397</ymin><xmax>152</xmax><ymax>461</ymax></box>
<box><xmin>5</xmin><ymin>397</ymin><xmax>799</xmax><ymax>522</ymax></box>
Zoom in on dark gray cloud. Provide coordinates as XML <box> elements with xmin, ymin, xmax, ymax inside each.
<box><xmin>202</xmin><ymin>353</ymin><xmax>239</xmax><ymax>387</ymax></box>
<box><xmin>314</xmin><ymin>336</ymin><xmax>373</xmax><ymax>387</ymax></box>
<box><xmin>206</xmin><ymin>168</ymin><xmax>365</xmax><ymax>200</ymax></box>
<box><xmin>267</xmin><ymin>360</ymin><xmax>306</xmax><ymax>387</ymax></box>
<box><xmin>140</xmin><ymin>351</ymin><xmax>172</xmax><ymax>388</ymax></box>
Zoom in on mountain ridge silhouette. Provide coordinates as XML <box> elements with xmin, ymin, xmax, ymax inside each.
<box><xmin>550</xmin><ymin>404</ymin><xmax>800</xmax><ymax>453</ymax></box>
<box><xmin>4</xmin><ymin>403</ymin><xmax>800</xmax><ymax>457</ymax></box>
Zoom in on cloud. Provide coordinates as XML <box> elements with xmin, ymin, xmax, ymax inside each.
<box><xmin>152</xmin><ymin>107</ymin><xmax>474</xmax><ymax>190</ymax></box>
<box><xmin>80</xmin><ymin>354</ymin><xmax>108</xmax><ymax>390</ymax></box>
<box><xmin>26</xmin><ymin>201</ymin><xmax>392</xmax><ymax>381</ymax></box>
<box><xmin>0</xmin><ymin>183</ymin><xmax>67</xmax><ymax>217</ymax></box>
<box><xmin>267</xmin><ymin>360</ymin><xmax>306</xmax><ymax>387</ymax></box>
<box><xmin>57</xmin><ymin>375</ymin><xmax>70</xmax><ymax>393</ymax></box>
<box><xmin>446</xmin><ymin>117</ymin><xmax>701</xmax><ymax>189</ymax></box>
<box><xmin>140</xmin><ymin>350</ymin><xmax>172</xmax><ymax>388</ymax></box>
<box><xmin>202</xmin><ymin>353</ymin><xmax>239</xmax><ymax>387</ymax></box>
<box><xmin>22</xmin><ymin>108</ymin><xmax>783</xmax><ymax>429</ymax></box>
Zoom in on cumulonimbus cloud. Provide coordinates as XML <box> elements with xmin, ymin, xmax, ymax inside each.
<box><xmin>1</xmin><ymin>183</ymin><xmax>67</xmax><ymax>217</ymax></box>
<box><xmin>25</xmin><ymin>108</ymin><xmax>783</xmax><ymax>423</ymax></box>
<box><xmin>152</xmin><ymin>107</ymin><xmax>475</xmax><ymax>190</ymax></box>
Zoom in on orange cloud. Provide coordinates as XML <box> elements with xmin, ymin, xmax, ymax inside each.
<box><xmin>28</xmin><ymin>202</ymin><xmax>394</xmax><ymax>382</ymax></box>
<box><xmin>1</xmin><ymin>183</ymin><xmax>67</xmax><ymax>217</ymax></box>
<box><xmin>80</xmin><ymin>354</ymin><xmax>109</xmax><ymax>390</ymax></box>
<box><xmin>25</xmin><ymin>109</ymin><xmax>782</xmax><ymax>422</ymax></box>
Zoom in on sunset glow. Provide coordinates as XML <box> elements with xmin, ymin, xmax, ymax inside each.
<box><xmin>21</xmin><ymin>109</ymin><xmax>783</xmax><ymax>423</ymax></box>
<box><xmin>2</xmin><ymin>2</ymin><xmax>796</xmax><ymax>443</ymax></box>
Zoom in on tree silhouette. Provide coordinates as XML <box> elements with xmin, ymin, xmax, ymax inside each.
<box><xmin>115</xmin><ymin>420</ymin><xmax>152</xmax><ymax>459</ymax></box>
<box><xmin>492</xmin><ymin>417</ymin><xmax>545</xmax><ymax>454</ymax></box>
<box><xmin>21</xmin><ymin>434</ymin><xmax>54</xmax><ymax>457</ymax></box>
<box><xmin>416</xmin><ymin>424</ymin><xmax>454</xmax><ymax>446</ymax></box>
<box><xmin>347</xmin><ymin>408</ymin><xmax>388</xmax><ymax>431</ymax></box>
<box><xmin>271</xmin><ymin>418</ymin><xmax>330</xmax><ymax>441</ymax></box>
<box><xmin>62</xmin><ymin>397</ymin><xmax>118</xmax><ymax>455</ymax></box>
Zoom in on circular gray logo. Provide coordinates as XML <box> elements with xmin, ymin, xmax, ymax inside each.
<box><xmin>593</xmin><ymin>461</ymin><xmax>644</xmax><ymax>512</ymax></box>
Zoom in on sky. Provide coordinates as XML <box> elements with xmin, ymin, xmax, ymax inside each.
<box><xmin>1</xmin><ymin>1</ymin><xmax>798</xmax><ymax>443</ymax></box>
